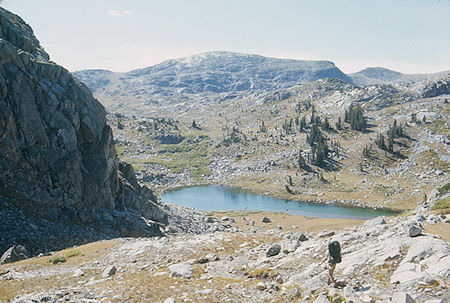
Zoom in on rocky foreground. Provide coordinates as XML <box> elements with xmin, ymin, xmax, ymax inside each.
<box><xmin>1</xmin><ymin>199</ymin><xmax>448</xmax><ymax>303</ymax></box>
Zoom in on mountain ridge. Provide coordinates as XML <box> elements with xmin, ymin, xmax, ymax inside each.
<box><xmin>73</xmin><ymin>51</ymin><xmax>449</xmax><ymax>115</ymax></box>
<box><xmin>73</xmin><ymin>51</ymin><xmax>352</xmax><ymax>114</ymax></box>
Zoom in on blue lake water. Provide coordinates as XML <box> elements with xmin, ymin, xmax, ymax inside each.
<box><xmin>161</xmin><ymin>185</ymin><xmax>397</xmax><ymax>220</ymax></box>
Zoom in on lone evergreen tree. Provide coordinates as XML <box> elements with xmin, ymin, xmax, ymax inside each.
<box><xmin>299</xmin><ymin>116</ymin><xmax>306</xmax><ymax>132</ymax></box>
<box><xmin>192</xmin><ymin>119</ymin><xmax>199</xmax><ymax>129</ymax></box>
<box><xmin>310</xmin><ymin>105</ymin><xmax>315</xmax><ymax>125</ymax></box>
<box><xmin>323</xmin><ymin>117</ymin><xmax>331</xmax><ymax>131</ymax></box>
<box><xmin>376</xmin><ymin>133</ymin><xmax>386</xmax><ymax>150</ymax></box>
<box><xmin>259</xmin><ymin>121</ymin><xmax>267</xmax><ymax>133</ymax></box>
<box><xmin>336</xmin><ymin>117</ymin><xmax>342</xmax><ymax>130</ymax></box>
<box><xmin>298</xmin><ymin>152</ymin><xmax>307</xmax><ymax>169</ymax></box>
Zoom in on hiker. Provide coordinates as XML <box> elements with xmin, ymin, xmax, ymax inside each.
<box><xmin>323</xmin><ymin>240</ymin><xmax>341</xmax><ymax>287</ymax></box>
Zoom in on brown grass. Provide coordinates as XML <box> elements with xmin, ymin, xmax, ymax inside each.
<box><xmin>212</xmin><ymin>211</ymin><xmax>363</xmax><ymax>235</ymax></box>
<box><xmin>0</xmin><ymin>240</ymin><xmax>119</xmax><ymax>301</ymax></box>
<box><xmin>424</xmin><ymin>223</ymin><xmax>450</xmax><ymax>242</ymax></box>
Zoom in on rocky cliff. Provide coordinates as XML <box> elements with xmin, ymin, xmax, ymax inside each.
<box><xmin>0</xmin><ymin>8</ymin><xmax>167</xmax><ymax>236</ymax></box>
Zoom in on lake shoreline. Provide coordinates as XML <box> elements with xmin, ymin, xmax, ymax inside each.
<box><xmin>159</xmin><ymin>183</ymin><xmax>404</xmax><ymax>215</ymax></box>
<box><xmin>160</xmin><ymin>184</ymin><xmax>400</xmax><ymax>219</ymax></box>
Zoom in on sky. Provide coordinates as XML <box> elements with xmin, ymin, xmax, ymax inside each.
<box><xmin>2</xmin><ymin>0</ymin><xmax>450</xmax><ymax>74</ymax></box>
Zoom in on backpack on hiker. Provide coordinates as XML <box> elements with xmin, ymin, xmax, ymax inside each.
<box><xmin>328</xmin><ymin>240</ymin><xmax>341</xmax><ymax>264</ymax></box>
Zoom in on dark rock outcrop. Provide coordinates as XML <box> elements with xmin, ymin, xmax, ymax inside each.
<box><xmin>0</xmin><ymin>245</ymin><xmax>28</xmax><ymax>264</ymax></box>
<box><xmin>0</xmin><ymin>8</ymin><xmax>167</xmax><ymax>240</ymax></box>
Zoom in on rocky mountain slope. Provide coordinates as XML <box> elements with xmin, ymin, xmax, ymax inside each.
<box><xmin>73</xmin><ymin>51</ymin><xmax>352</xmax><ymax>114</ymax></box>
<box><xmin>0</xmin><ymin>7</ymin><xmax>170</xmax><ymax>255</ymax></box>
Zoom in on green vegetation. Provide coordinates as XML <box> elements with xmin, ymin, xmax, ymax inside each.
<box><xmin>191</xmin><ymin>119</ymin><xmax>200</xmax><ymax>129</ymax></box>
<box><xmin>245</xmin><ymin>267</ymin><xmax>279</xmax><ymax>279</ymax></box>
<box><xmin>221</xmin><ymin>127</ymin><xmax>241</xmax><ymax>146</ymax></box>
<box><xmin>373</xmin><ymin>184</ymin><xmax>391</xmax><ymax>194</ymax></box>
<box><xmin>115</xmin><ymin>144</ymin><xmax>127</xmax><ymax>157</ymax></box>
<box><xmin>297</xmin><ymin>152</ymin><xmax>307</xmax><ymax>170</ymax></box>
<box><xmin>299</xmin><ymin>116</ymin><xmax>307</xmax><ymax>132</ymax></box>
<box><xmin>427</xmin><ymin>119</ymin><xmax>448</xmax><ymax>134</ymax></box>
<box><xmin>149</xmin><ymin>140</ymin><xmax>211</xmax><ymax>180</ymax></box>
<box><xmin>362</xmin><ymin>144</ymin><xmax>372</xmax><ymax>158</ymax></box>
<box><xmin>438</xmin><ymin>183</ymin><xmax>450</xmax><ymax>196</ymax></box>
<box><xmin>345</xmin><ymin>103</ymin><xmax>367</xmax><ymax>131</ymax></box>
<box><xmin>306</xmin><ymin>123</ymin><xmax>329</xmax><ymax>167</ymax></box>
<box><xmin>432</xmin><ymin>197</ymin><xmax>450</xmax><ymax>214</ymax></box>
<box><xmin>49</xmin><ymin>255</ymin><xmax>67</xmax><ymax>264</ymax></box>
<box><xmin>423</xmin><ymin>150</ymin><xmax>449</xmax><ymax>172</ymax></box>
<box><xmin>282</xmin><ymin>118</ymin><xmax>294</xmax><ymax>134</ymax></box>
<box><xmin>259</xmin><ymin>121</ymin><xmax>267</xmax><ymax>133</ymax></box>
<box><xmin>335</xmin><ymin>117</ymin><xmax>342</xmax><ymax>130</ymax></box>
<box><xmin>375</xmin><ymin>133</ymin><xmax>387</xmax><ymax>151</ymax></box>
<box><xmin>65</xmin><ymin>250</ymin><xmax>82</xmax><ymax>258</ymax></box>
<box><xmin>48</xmin><ymin>249</ymin><xmax>82</xmax><ymax>264</ymax></box>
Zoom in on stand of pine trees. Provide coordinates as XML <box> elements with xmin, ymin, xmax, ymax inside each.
<box><xmin>306</xmin><ymin>123</ymin><xmax>329</xmax><ymax>167</ymax></box>
<box><xmin>345</xmin><ymin>103</ymin><xmax>367</xmax><ymax>131</ymax></box>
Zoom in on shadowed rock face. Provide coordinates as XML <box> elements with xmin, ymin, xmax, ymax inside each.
<box><xmin>0</xmin><ymin>8</ymin><xmax>167</xmax><ymax>230</ymax></box>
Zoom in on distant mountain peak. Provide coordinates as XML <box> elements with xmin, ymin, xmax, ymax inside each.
<box><xmin>356</xmin><ymin>67</ymin><xmax>403</xmax><ymax>81</ymax></box>
<box><xmin>349</xmin><ymin>67</ymin><xmax>449</xmax><ymax>86</ymax></box>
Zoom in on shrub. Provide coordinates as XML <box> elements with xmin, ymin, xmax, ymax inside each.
<box><xmin>438</xmin><ymin>183</ymin><xmax>450</xmax><ymax>196</ymax></box>
<box><xmin>432</xmin><ymin>197</ymin><xmax>450</xmax><ymax>214</ymax></box>
<box><xmin>49</xmin><ymin>255</ymin><xmax>67</xmax><ymax>264</ymax></box>
<box><xmin>65</xmin><ymin>250</ymin><xmax>81</xmax><ymax>258</ymax></box>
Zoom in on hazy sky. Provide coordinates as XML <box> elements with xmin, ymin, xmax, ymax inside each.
<box><xmin>2</xmin><ymin>0</ymin><xmax>450</xmax><ymax>73</ymax></box>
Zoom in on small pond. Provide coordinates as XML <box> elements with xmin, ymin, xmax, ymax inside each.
<box><xmin>161</xmin><ymin>185</ymin><xmax>397</xmax><ymax>220</ymax></box>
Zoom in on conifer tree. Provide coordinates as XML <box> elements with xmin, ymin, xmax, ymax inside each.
<box><xmin>299</xmin><ymin>116</ymin><xmax>306</xmax><ymax>132</ymax></box>
<box><xmin>348</xmin><ymin>103</ymin><xmax>366</xmax><ymax>131</ymax></box>
<box><xmin>376</xmin><ymin>133</ymin><xmax>386</xmax><ymax>150</ymax></box>
<box><xmin>310</xmin><ymin>105</ymin><xmax>315</xmax><ymax>124</ymax></box>
<box><xmin>298</xmin><ymin>152</ymin><xmax>307</xmax><ymax>169</ymax></box>
<box><xmin>336</xmin><ymin>117</ymin><xmax>342</xmax><ymax>130</ymax></box>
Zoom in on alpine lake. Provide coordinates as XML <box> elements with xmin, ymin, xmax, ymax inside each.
<box><xmin>161</xmin><ymin>185</ymin><xmax>398</xmax><ymax>220</ymax></box>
